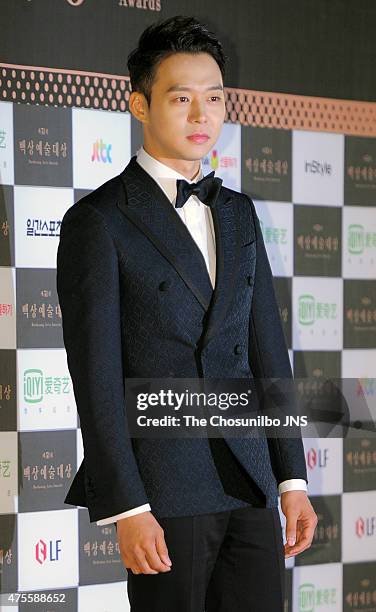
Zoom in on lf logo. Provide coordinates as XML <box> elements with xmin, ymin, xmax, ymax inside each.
<box><xmin>355</xmin><ymin>516</ymin><xmax>376</xmax><ymax>538</ymax></box>
<box><xmin>307</xmin><ymin>447</ymin><xmax>329</xmax><ymax>470</ymax></box>
<box><xmin>35</xmin><ymin>539</ymin><xmax>62</xmax><ymax>564</ymax></box>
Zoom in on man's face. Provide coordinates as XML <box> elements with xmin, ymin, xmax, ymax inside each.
<box><xmin>139</xmin><ymin>52</ymin><xmax>226</xmax><ymax>162</ymax></box>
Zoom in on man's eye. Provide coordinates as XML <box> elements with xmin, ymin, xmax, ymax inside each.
<box><xmin>174</xmin><ymin>96</ymin><xmax>222</xmax><ymax>103</ymax></box>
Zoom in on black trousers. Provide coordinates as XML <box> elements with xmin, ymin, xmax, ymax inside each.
<box><xmin>126</xmin><ymin>504</ymin><xmax>285</xmax><ymax>611</ymax></box>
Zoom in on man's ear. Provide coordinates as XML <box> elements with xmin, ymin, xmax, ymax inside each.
<box><xmin>129</xmin><ymin>91</ymin><xmax>149</xmax><ymax>124</ymax></box>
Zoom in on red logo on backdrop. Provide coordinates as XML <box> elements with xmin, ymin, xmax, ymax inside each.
<box><xmin>35</xmin><ymin>539</ymin><xmax>47</xmax><ymax>564</ymax></box>
<box><xmin>35</xmin><ymin>539</ymin><xmax>62</xmax><ymax>564</ymax></box>
<box><xmin>355</xmin><ymin>516</ymin><xmax>376</xmax><ymax>538</ymax></box>
<box><xmin>307</xmin><ymin>448</ymin><xmax>317</xmax><ymax>469</ymax></box>
<box><xmin>306</xmin><ymin>447</ymin><xmax>328</xmax><ymax>470</ymax></box>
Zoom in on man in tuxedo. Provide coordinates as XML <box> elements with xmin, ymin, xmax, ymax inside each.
<box><xmin>57</xmin><ymin>14</ymin><xmax>317</xmax><ymax>611</ymax></box>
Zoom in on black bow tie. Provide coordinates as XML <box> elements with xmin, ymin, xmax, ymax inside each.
<box><xmin>175</xmin><ymin>171</ymin><xmax>222</xmax><ymax>209</ymax></box>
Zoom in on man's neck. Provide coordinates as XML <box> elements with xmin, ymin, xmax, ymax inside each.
<box><xmin>142</xmin><ymin>144</ymin><xmax>201</xmax><ymax>181</ymax></box>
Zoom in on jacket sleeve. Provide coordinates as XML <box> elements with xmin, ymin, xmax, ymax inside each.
<box><xmin>245</xmin><ymin>195</ymin><xmax>308</xmax><ymax>487</ymax></box>
<box><xmin>56</xmin><ymin>201</ymin><xmax>150</xmax><ymax>522</ymax></box>
<box><xmin>96</xmin><ymin>503</ymin><xmax>152</xmax><ymax>526</ymax></box>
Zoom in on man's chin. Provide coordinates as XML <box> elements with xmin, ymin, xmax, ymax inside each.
<box><xmin>177</xmin><ymin>143</ymin><xmax>213</xmax><ymax>161</ymax></box>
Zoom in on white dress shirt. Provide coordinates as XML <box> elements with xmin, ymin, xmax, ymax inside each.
<box><xmin>96</xmin><ymin>146</ymin><xmax>307</xmax><ymax>526</ymax></box>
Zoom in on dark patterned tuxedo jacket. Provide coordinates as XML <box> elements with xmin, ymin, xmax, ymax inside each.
<box><xmin>56</xmin><ymin>155</ymin><xmax>308</xmax><ymax>522</ymax></box>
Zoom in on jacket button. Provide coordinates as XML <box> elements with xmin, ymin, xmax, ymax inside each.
<box><xmin>234</xmin><ymin>344</ymin><xmax>243</xmax><ymax>355</ymax></box>
<box><xmin>85</xmin><ymin>477</ymin><xmax>95</xmax><ymax>492</ymax></box>
<box><xmin>159</xmin><ymin>280</ymin><xmax>170</xmax><ymax>291</ymax></box>
<box><xmin>247</xmin><ymin>275</ymin><xmax>254</xmax><ymax>286</ymax></box>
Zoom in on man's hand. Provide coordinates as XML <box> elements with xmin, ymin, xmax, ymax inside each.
<box><xmin>116</xmin><ymin>511</ymin><xmax>172</xmax><ymax>575</ymax></box>
<box><xmin>281</xmin><ymin>491</ymin><xmax>318</xmax><ymax>559</ymax></box>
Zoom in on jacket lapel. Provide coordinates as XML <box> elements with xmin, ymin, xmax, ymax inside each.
<box><xmin>200</xmin><ymin>193</ymin><xmax>242</xmax><ymax>349</ymax></box>
<box><xmin>116</xmin><ymin>156</ymin><xmax>242</xmax><ymax>350</ymax></box>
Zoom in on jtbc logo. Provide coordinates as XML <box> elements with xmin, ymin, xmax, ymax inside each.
<box><xmin>307</xmin><ymin>447</ymin><xmax>329</xmax><ymax>470</ymax></box>
<box><xmin>91</xmin><ymin>139</ymin><xmax>112</xmax><ymax>163</ymax></box>
<box><xmin>355</xmin><ymin>516</ymin><xmax>376</xmax><ymax>538</ymax></box>
<box><xmin>35</xmin><ymin>539</ymin><xmax>62</xmax><ymax>564</ymax></box>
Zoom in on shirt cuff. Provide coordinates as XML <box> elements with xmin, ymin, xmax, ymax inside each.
<box><xmin>278</xmin><ymin>479</ymin><xmax>308</xmax><ymax>495</ymax></box>
<box><xmin>96</xmin><ymin>503</ymin><xmax>151</xmax><ymax>525</ymax></box>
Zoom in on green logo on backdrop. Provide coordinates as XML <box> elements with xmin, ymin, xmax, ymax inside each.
<box><xmin>23</xmin><ymin>369</ymin><xmax>71</xmax><ymax>403</ymax></box>
<box><xmin>348</xmin><ymin>224</ymin><xmax>376</xmax><ymax>255</ymax></box>
<box><xmin>259</xmin><ymin>219</ymin><xmax>288</xmax><ymax>245</ymax></box>
<box><xmin>298</xmin><ymin>581</ymin><xmax>337</xmax><ymax>610</ymax></box>
<box><xmin>299</xmin><ymin>583</ymin><xmax>315</xmax><ymax>612</ymax></box>
<box><xmin>298</xmin><ymin>295</ymin><xmax>337</xmax><ymax>325</ymax></box>
<box><xmin>299</xmin><ymin>295</ymin><xmax>315</xmax><ymax>325</ymax></box>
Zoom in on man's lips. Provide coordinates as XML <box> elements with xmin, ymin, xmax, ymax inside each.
<box><xmin>187</xmin><ymin>134</ymin><xmax>210</xmax><ymax>143</ymax></box>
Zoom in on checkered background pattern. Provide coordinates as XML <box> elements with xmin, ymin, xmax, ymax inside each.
<box><xmin>0</xmin><ymin>67</ymin><xmax>375</xmax><ymax>610</ymax></box>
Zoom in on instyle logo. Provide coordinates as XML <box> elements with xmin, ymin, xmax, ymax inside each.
<box><xmin>35</xmin><ymin>539</ymin><xmax>62</xmax><ymax>564</ymax></box>
<box><xmin>307</xmin><ymin>447</ymin><xmax>329</xmax><ymax>470</ymax></box>
<box><xmin>355</xmin><ymin>516</ymin><xmax>376</xmax><ymax>538</ymax></box>
<box><xmin>304</xmin><ymin>160</ymin><xmax>332</xmax><ymax>176</ymax></box>
<box><xmin>0</xmin><ymin>128</ymin><xmax>6</xmax><ymax>150</ymax></box>
<box><xmin>91</xmin><ymin>139</ymin><xmax>112</xmax><ymax>163</ymax></box>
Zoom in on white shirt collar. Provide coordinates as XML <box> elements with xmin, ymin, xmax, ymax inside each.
<box><xmin>135</xmin><ymin>145</ymin><xmax>204</xmax><ymax>204</ymax></box>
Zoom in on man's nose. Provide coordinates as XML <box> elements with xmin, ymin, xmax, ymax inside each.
<box><xmin>190</xmin><ymin>102</ymin><xmax>208</xmax><ymax>122</ymax></box>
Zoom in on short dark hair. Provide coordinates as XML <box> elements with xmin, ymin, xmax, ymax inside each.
<box><xmin>127</xmin><ymin>15</ymin><xmax>227</xmax><ymax>106</ymax></box>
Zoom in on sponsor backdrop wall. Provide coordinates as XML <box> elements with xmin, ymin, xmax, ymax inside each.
<box><xmin>0</xmin><ymin>1</ymin><xmax>376</xmax><ymax>611</ymax></box>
